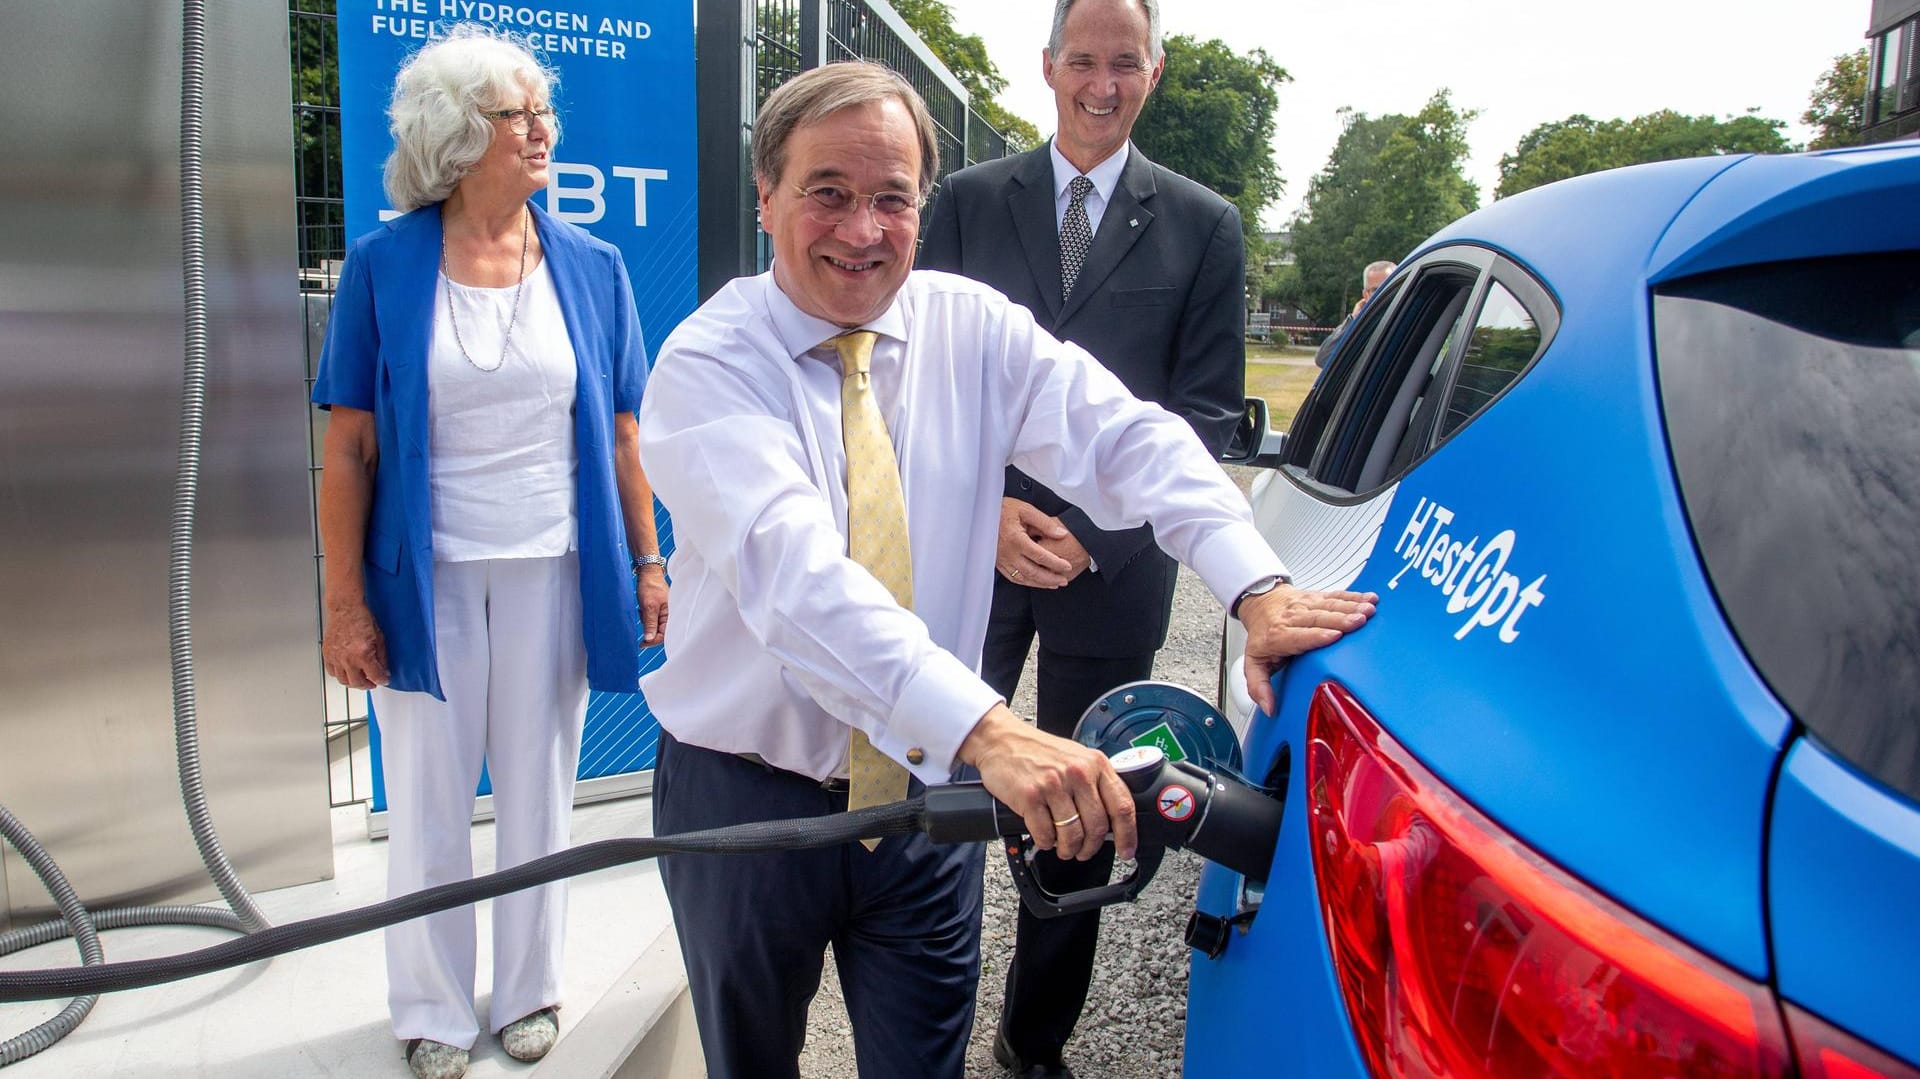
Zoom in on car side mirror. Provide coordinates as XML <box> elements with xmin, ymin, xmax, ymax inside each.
<box><xmin>1219</xmin><ymin>397</ymin><xmax>1286</xmax><ymax>468</ymax></box>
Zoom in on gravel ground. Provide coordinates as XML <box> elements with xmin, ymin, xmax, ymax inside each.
<box><xmin>800</xmin><ymin>468</ymin><xmax>1255</xmax><ymax>1078</ymax></box>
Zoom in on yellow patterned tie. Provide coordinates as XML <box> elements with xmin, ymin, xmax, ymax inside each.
<box><xmin>834</xmin><ymin>331</ymin><xmax>913</xmax><ymax>848</ymax></box>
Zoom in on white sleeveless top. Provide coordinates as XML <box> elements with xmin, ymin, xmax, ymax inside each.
<box><xmin>427</xmin><ymin>258</ymin><xmax>579</xmax><ymax>562</ymax></box>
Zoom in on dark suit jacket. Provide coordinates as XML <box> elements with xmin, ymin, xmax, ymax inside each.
<box><xmin>1314</xmin><ymin>316</ymin><xmax>1352</xmax><ymax>367</ymax></box>
<box><xmin>919</xmin><ymin>143</ymin><xmax>1245</xmax><ymax>655</ymax></box>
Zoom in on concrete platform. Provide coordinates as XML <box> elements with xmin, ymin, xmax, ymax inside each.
<box><xmin>0</xmin><ymin>796</ymin><xmax>698</xmax><ymax>1078</ymax></box>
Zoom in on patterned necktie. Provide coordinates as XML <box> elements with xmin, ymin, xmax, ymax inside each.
<box><xmin>1060</xmin><ymin>175</ymin><xmax>1095</xmax><ymax>297</ymax></box>
<box><xmin>833</xmin><ymin>331</ymin><xmax>913</xmax><ymax>846</ymax></box>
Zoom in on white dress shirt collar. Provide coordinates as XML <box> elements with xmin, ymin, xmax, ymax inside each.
<box><xmin>1050</xmin><ymin>140</ymin><xmax>1129</xmax><ymax>236</ymax></box>
<box><xmin>1050</xmin><ymin>139</ymin><xmax>1129</xmax><ymax>205</ymax></box>
<box><xmin>764</xmin><ymin>263</ymin><xmax>911</xmax><ymax>362</ymax></box>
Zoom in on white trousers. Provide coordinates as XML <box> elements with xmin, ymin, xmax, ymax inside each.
<box><xmin>372</xmin><ymin>553</ymin><xmax>588</xmax><ymax>1048</ymax></box>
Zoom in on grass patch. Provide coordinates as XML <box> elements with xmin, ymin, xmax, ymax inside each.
<box><xmin>1244</xmin><ymin>351</ymin><xmax>1320</xmax><ymax>429</ymax></box>
<box><xmin>1247</xmin><ymin>341</ymin><xmax>1317</xmax><ymax>362</ymax></box>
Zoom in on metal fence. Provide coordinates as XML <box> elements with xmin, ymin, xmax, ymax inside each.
<box><xmin>289</xmin><ymin>0</ymin><xmax>370</xmax><ymax>808</ymax></box>
<box><xmin>291</xmin><ymin>0</ymin><xmax>345</xmax><ymax>277</ymax></box>
<box><xmin>819</xmin><ymin>0</ymin><xmax>966</xmax><ymax>187</ymax></box>
<box><xmin>698</xmin><ymin>0</ymin><xmax>1012</xmax><ymax>295</ymax></box>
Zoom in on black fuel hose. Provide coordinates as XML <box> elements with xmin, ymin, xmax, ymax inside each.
<box><xmin>3</xmin><ymin>752</ymin><xmax>1280</xmax><ymax>1005</ymax></box>
<box><xmin>0</xmin><ymin>801</ymin><xmax>922</xmax><ymax>1004</ymax></box>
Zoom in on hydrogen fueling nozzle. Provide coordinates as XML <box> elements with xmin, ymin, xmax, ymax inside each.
<box><xmin>921</xmin><ymin>745</ymin><xmax>1282</xmax><ymax>917</ymax></box>
<box><xmin>920</xmin><ymin>681</ymin><xmax>1283</xmax><ymax>919</ymax></box>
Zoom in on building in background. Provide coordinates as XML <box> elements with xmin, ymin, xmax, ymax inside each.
<box><xmin>1247</xmin><ymin>231</ymin><xmax>1316</xmax><ymax>343</ymax></box>
<box><xmin>1864</xmin><ymin>0</ymin><xmax>1920</xmax><ymax>142</ymax></box>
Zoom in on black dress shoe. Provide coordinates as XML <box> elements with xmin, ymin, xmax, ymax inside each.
<box><xmin>992</xmin><ymin>1024</ymin><xmax>1075</xmax><ymax>1079</ymax></box>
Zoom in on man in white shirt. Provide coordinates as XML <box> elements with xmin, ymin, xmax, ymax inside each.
<box><xmin>636</xmin><ymin>61</ymin><xmax>1375</xmax><ymax>1079</ymax></box>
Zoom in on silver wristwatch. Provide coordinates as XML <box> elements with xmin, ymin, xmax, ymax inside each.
<box><xmin>1230</xmin><ymin>574</ymin><xmax>1289</xmax><ymax>620</ymax></box>
<box><xmin>631</xmin><ymin>553</ymin><xmax>668</xmax><ymax>573</ymax></box>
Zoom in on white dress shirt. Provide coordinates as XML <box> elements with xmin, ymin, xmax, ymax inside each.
<box><xmin>1050</xmin><ymin>139</ymin><xmax>1130</xmax><ymax>236</ymax></box>
<box><xmin>636</xmin><ymin>269</ymin><xmax>1286</xmax><ymax>785</ymax></box>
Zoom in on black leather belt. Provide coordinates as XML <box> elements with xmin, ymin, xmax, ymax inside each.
<box><xmin>735</xmin><ymin>752</ymin><xmax>850</xmax><ymax>793</ymax></box>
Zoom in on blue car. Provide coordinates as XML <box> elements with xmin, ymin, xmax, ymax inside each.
<box><xmin>1197</xmin><ymin>145</ymin><xmax>1920</xmax><ymax>1078</ymax></box>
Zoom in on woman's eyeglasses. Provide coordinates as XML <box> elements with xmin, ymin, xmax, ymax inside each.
<box><xmin>482</xmin><ymin>107</ymin><xmax>556</xmax><ymax>136</ymax></box>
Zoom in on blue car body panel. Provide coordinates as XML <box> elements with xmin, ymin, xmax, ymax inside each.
<box><xmin>1185</xmin><ymin>652</ymin><xmax>1376</xmax><ymax>1079</ymax></box>
<box><xmin>1185</xmin><ymin>146</ymin><xmax>1920</xmax><ymax>1074</ymax></box>
<box><xmin>1648</xmin><ymin>146</ymin><xmax>1920</xmax><ymax>283</ymax></box>
<box><xmin>1769</xmin><ymin>739</ymin><xmax>1920</xmax><ymax>1066</ymax></box>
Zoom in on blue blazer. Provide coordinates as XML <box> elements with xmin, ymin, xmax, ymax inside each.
<box><xmin>312</xmin><ymin>202</ymin><xmax>650</xmax><ymax>698</ymax></box>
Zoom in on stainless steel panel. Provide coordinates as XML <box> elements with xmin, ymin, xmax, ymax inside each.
<box><xmin>0</xmin><ymin>1</ymin><xmax>332</xmax><ymax>924</ymax></box>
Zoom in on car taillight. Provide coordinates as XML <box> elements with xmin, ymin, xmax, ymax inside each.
<box><xmin>1306</xmin><ymin>681</ymin><xmax>1792</xmax><ymax>1078</ymax></box>
<box><xmin>1787</xmin><ymin>1004</ymin><xmax>1920</xmax><ymax>1079</ymax></box>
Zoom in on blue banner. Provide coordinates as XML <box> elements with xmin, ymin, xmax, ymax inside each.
<box><xmin>336</xmin><ymin>0</ymin><xmax>697</xmax><ymax>361</ymax></box>
<box><xmin>336</xmin><ymin>0</ymin><xmax>694</xmax><ymax>804</ymax></box>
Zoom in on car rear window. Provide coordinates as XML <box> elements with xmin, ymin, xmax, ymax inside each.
<box><xmin>1438</xmin><ymin>280</ymin><xmax>1541</xmax><ymax>441</ymax></box>
<box><xmin>1654</xmin><ymin>252</ymin><xmax>1920</xmax><ymax>804</ymax></box>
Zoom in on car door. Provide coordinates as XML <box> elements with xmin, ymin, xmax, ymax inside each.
<box><xmin>1217</xmin><ymin>247</ymin><xmax>1555</xmax><ymax>726</ymax></box>
<box><xmin>1194</xmin><ymin>245</ymin><xmax>1557</xmax><ymax>1078</ymax></box>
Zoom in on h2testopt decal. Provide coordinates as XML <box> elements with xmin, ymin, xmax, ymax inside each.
<box><xmin>1387</xmin><ymin>496</ymin><xmax>1547</xmax><ymax>643</ymax></box>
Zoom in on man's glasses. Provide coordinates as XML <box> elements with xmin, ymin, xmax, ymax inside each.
<box><xmin>482</xmin><ymin>106</ymin><xmax>556</xmax><ymax>136</ymax></box>
<box><xmin>793</xmin><ymin>185</ymin><xmax>922</xmax><ymax>230</ymax></box>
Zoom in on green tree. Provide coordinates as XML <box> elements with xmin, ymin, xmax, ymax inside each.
<box><xmin>1132</xmin><ymin>35</ymin><xmax>1291</xmax><ymax>243</ymax></box>
<box><xmin>891</xmin><ymin>0</ymin><xmax>1040</xmax><ymax>150</ymax></box>
<box><xmin>1259</xmin><ymin>259</ymin><xmax>1303</xmax><ymax>313</ymax></box>
<box><xmin>1287</xmin><ymin>92</ymin><xmax>1480</xmax><ymax>325</ymax></box>
<box><xmin>1240</xmin><ymin>231</ymin><xmax>1278</xmax><ymax>313</ymax></box>
<box><xmin>1804</xmin><ymin>48</ymin><xmax>1870</xmax><ymax>149</ymax></box>
<box><xmin>1372</xmin><ymin>91</ymin><xmax>1479</xmax><ymax>254</ymax></box>
<box><xmin>1495</xmin><ymin>109</ymin><xmax>1792</xmax><ymax>199</ymax></box>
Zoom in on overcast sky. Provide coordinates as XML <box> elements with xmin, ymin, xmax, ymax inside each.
<box><xmin>945</xmin><ymin>1</ymin><xmax>1874</xmax><ymax>228</ymax></box>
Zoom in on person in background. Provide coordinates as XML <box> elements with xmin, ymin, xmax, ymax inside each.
<box><xmin>310</xmin><ymin>25</ymin><xmax>666</xmax><ymax>1079</ymax></box>
<box><xmin>1315</xmin><ymin>259</ymin><xmax>1398</xmax><ymax>367</ymax></box>
<box><xmin>917</xmin><ymin>1</ymin><xmax>1244</xmax><ymax>1072</ymax></box>
<box><xmin>637</xmin><ymin>60</ymin><xmax>1374</xmax><ymax>1079</ymax></box>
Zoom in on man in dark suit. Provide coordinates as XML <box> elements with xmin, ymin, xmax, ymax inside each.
<box><xmin>918</xmin><ymin>1</ymin><xmax>1246</xmax><ymax>1074</ymax></box>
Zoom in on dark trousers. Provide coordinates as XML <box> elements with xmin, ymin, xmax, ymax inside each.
<box><xmin>979</xmin><ymin>581</ymin><xmax>1156</xmax><ymax>1065</ymax></box>
<box><xmin>653</xmin><ymin>732</ymin><xmax>985</xmax><ymax>1079</ymax></box>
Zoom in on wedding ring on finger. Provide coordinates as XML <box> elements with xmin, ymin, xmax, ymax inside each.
<box><xmin>1052</xmin><ymin>813</ymin><xmax>1080</xmax><ymax>827</ymax></box>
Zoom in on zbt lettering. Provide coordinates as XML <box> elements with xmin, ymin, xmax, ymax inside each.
<box><xmin>374</xmin><ymin>163</ymin><xmax>670</xmax><ymax>228</ymax></box>
<box><xmin>547</xmin><ymin>164</ymin><xmax>670</xmax><ymax>227</ymax></box>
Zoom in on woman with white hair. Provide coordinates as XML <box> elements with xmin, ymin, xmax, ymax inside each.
<box><xmin>311</xmin><ymin>24</ymin><xmax>667</xmax><ymax>1079</ymax></box>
